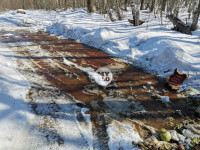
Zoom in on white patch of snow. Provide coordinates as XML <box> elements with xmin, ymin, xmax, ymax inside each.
<box><xmin>0</xmin><ymin>42</ymin><xmax>33</xmax><ymax>149</ymax></box>
<box><xmin>80</xmin><ymin>108</ymin><xmax>93</xmax><ymax>150</ymax></box>
<box><xmin>63</xmin><ymin>58</ymin><xmax>109</xmax><ymax>86</ymax></box>
<box><xmin>107</xmin><ymin>120</ymin><xmax>142</xmax><ymax>150</ymax></box>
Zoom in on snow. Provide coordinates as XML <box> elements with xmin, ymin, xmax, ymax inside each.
<box><xmin>0</xmin><ymin>41</ymin><xmax>31</xmax><ymax>149</ymax></box>
<box><xmin>80</xmin><ymin>108</ymin><xmax>93</xmax><ymax>150</ymax></box>
<box><xmin>107</xmin><ymin>120</ymin><xmax>142</xmax><ymax>150</ymax></box>
<box><xmin>63</xmin><ymin>58</ymin><xmax>109</xmax><ymax>86</ymax></box>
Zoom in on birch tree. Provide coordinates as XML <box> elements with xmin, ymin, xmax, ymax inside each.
<box><xmin>191</xmin><ymin>0</ymin><xmax>200</xmax><ymax>30</ymax></box>
<box><xmin>115</xmin><ymin>0</ymin><xmax>122</xmax><ymax>20</ymax></box>
<box><xmin>106</xmin><ymin>0</ymin><xmax>115</xmax><ymax>21</ymax></box>
<box><xmin>130</xmin><ymin>0</ymin><xmax>140</xmax><ymax>26</ymax></box>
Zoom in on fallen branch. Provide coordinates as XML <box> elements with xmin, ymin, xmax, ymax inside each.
<box><xmin>167</xmin><ymin>14</ymin><xmax>192</xmax><ymax>35</ymax></box>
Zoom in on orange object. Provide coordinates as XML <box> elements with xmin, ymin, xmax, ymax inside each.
<box><xmin>177</xmin><ymin>145</ymin><xmax>185</xmax><ymax>150</ymax></box>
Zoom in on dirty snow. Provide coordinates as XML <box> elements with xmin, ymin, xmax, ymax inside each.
<box><xmin>103</xmin><ymin>96</ymin><xmax>145</xmax><ymax>114</ymax></box>
<box><xmin>107</xmin><ymin>120</ymin><xmax>142</xmax><ymax>150</ymax></box>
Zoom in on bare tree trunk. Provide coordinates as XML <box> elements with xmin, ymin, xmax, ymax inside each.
<box><xmin>162</xmin><ymin>0</ymin><xmax>167</xmax><ymax>11</ymax></box>
<box><xmin>107</xmin><ymin>0</ymin><xmax>115</xmax><ymax>21</ymax></box>
<box><xmin>174</xmin><ymin>0</ymin><xmax>180</xmax><ymax>17</ymax></box>
<box><xmin>64</xmin><ymin>0</ymin><xmax>67</xmax><ymax>9</ymax></box>
<box><xmin>135</xmin><ymin>0</ymin><xmax>140</xmax><ymax>25</ymax></box>
<box><xmin>72</xmin><ymin>0</ymin><xmax>76</xmax><ymax>10</ymax></box>
<box><xmin>95</xmin><ymin>0</ymin><xmax>100</xmax><ymax>11</ymax></box>
<box><xmin>32</xmin><ymin>0</ymin><xmax>39</xmax><ymax>9</ymax></box>
<box><xmin>188</xmin><ymin>1</ymin><xmax>194</xmax><ymax>19</ymax></box>
<box><xmin>191</xmin><ymin>0</ymin><xmax>200</xmax><ymax>31</ymax></box>
<box><xmin>57</xmin><ymin>0</ymin><xmax>61</xmax><ymax>8</ymax></box>
<box><xmin>99</xmin><ymin>0</ymin><xmax>106</xmax><ymax>14</ymax></box>
<box><xmin>131</xmin><ymin>0</ymin><xmax>140</xmax><ymax>26</ymax></box>
<box><xmin>150</xmin><ymin>0</ymin><xmax>155</xmax><ymax>12</ymax></box>
<box><xmin>140</xmin><ymin>0</ymin><xmax>144</xmax><ymax>10</ymax></box>
<box><xmin>124</xmin><ymin>0</ymin><xmax>128</xmax><ymax>11</ymax></box>
<box><xmin>115</xmin><ymin>0</ymin><xmax>122</xmax><ymax>20</ymax></box>
<box><xmin>87</xmin><ymin>0</ymin><xmax>95</xmax><ymax>12</ymax></box>
<box><xmin>21</xmin><ymin>0</ymin><xmax>25</xmax><ymax>9</ymax></box>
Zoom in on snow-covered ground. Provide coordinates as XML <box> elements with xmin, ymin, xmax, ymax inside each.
<box><xmin>0</xmin><ymin>37</ymin><xmax>33</xmax><ymax>150</ymax></box>
<box><xmin>0</xmin><ymin>37</ymin><xmax>31</xmax><ymax>149</ymax></box>
<box><xmin>0</xmin><ymin>7</ymin><xmax>200</xmax><ymax>149</ymax></box>
<box><xmin>107</xmin><ymin>120</ymin><xmax>142</xmax><ymax>150</ymax></box>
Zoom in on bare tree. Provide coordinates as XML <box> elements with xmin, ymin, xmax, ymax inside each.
<box><xmin>187</xmin><ymin>1</ymin><xmax>194</xmax><ymax>19</ymax></box>
<box><xmin>140</xmin><ymin>0</ymin><xmax>144</xmax><ymax>10</ymax></box>
<box><xmin>131</xmin><ymin>0</ymin><xmax>140</xmax><ymax>26</ymax></box>
<box><xmin>124</xmin><ymin>0</ymin><xmax>128</xmax><ymax>11</ymax></box>
<box><xmin>115</xmin><ymin>0</ymin><xmax>122</xmax><ymax>20</ymax></box>
<box><xmin>174</xmin><ymin>0</ymin><xmax>180</xmax><ymax>17</ymax></box>
<box><xmin>191</xmin><ymin>0</ymin><xmax>200</xmax><ymax>30</ymax></box>
<box><xmin>106</xmin><ymin>0</ymin><xmax>115</xmax><ymax>21</ymax></box>
<box><xmin>162</xmin><ymin>0</ymin><xmax>167</xmax><ymax>11</ymax></box>
<box><xmin>150</xmin><ymin>0</ymin><xmax>155</xmax><ymax>12</ymax></box>
<box><xmin>87</xmin><ymin>0</ymin><xmax>94</xmax><ymax>12</ymax></box>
